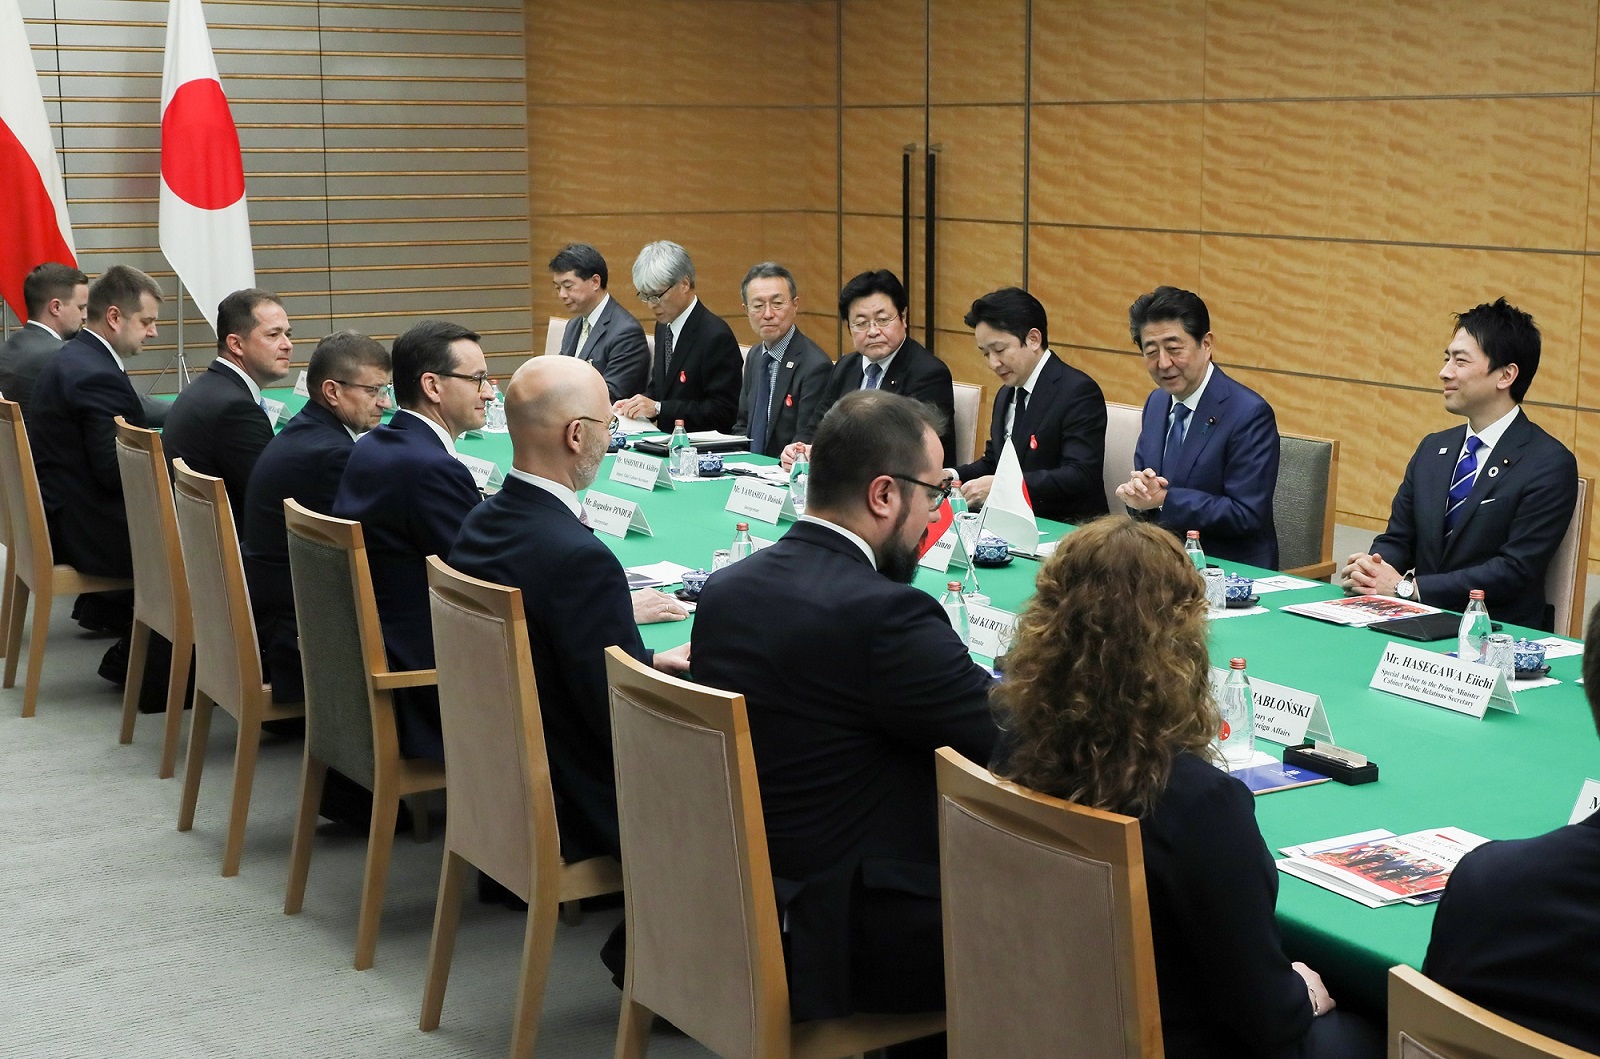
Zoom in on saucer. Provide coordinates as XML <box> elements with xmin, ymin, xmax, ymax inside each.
<box><xmin>1514</xmin><ymin>664</ymin><xmax>1551</xmax><ymax>680</ymax></box>
<box><xmin>674</xmin><ymin>589</ymin><xmax>701</xmax><ymax>603</ymax></box>
<box><xmin>972</xmin><ymin>554</ymin><xmax>1014</xmax><ymax>569</ymax></box>
<box><xmin>1224</xmin><ymin>595</ymin><xmax>1260</xmax><ymax>609</ymax></box>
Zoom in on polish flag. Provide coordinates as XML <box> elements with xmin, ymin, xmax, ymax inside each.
<box><xmin>159</xmin><ymin>0</ymin><xmax>254</xmax><ymax>334</ymax></box>
<box><xmin>0</xmin><ymin>0</ymin><xmax>77</xmax><ymax>320</ymax></box>
<box><xmin>983</xmin><ymin>438</ymin><xmax>1041</xmax><ymax>555</ymax></box>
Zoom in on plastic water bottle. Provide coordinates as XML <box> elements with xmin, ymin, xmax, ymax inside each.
<box><xmin>1217</xmin><ymin>657</ymin><xmax>1256</xmax><ymax>770</ymax></box>
<box><xmin>484</xmin><ymin>381</ymin><xmax>507</xmax><ymax>432</ymax></box>
<box><xmin>1184</xmin><ymin>530</ymin><xmax>1206</xmax><ymax>571</ymax></box>
<box><xmin>1458</xmin><ymin>589</ymin><xmax>1491</xmax><ymax>665</ymax></box>
<box><xmin>941</xmin><ymin>580</ymin><xmax>969</xmax><ymax>645</ymax></box>
<box><xmin>789</xmin><ymin>450</ymin><xmax>809</xmax><ymax>514</ymax></box>
<box><xmin>730</xmin><ymin>522</ymin><xmax>754</xmax><ymax>562</ymax></box>
<box><xmin>668</xmin><ymin>420</ymin><xmax>692</xmax><ymax>477</ymax></box>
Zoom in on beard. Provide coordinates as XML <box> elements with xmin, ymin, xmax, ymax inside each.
<box><xmin>877</xmin><ymin>505</ymin><xmax>922</xmax><ymax>584</ymax></box>
<box><xmin>574</xmin><ymin>436</ymin><xmax>606</xmax><ymax>491</ymax></box>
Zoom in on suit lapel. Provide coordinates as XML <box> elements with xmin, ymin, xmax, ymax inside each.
<box><xmin>1172</xmin><ymin>372</ymin><xmax>1229</xmax><ymax>482</ymax></box>
<box><xmin>1444</xmin><ymin>414</ymin><xmax>1528</xmax><ymax>558</ymax></box>
<box><xmin>579</xmin><ymin>307</ymin><xmax>612</xmax><ymax>363</ymax></box>
<box><xmin>1014</xmin><ymin>355</ymin><xmax>1064</xmax><ymax>453</ymax></box>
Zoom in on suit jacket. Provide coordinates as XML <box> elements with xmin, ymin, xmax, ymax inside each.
<box><xmin>1422</xmin><ymin>812</ymin><xmax>1600</xmax><ymax>1055</ymax></box>
<box><xmin>1132</xmin><ymin>367</ymin><xmax>1280</xmax><ymax>568</ymax></box>
<box><xmin>163</xmin><ymin>360</ymin><xmax>275</xmax><ymax>517</ymax></box>
<box><xmin>691</xmin><ymin>519</ymin><xmax>998</xmax><ymax>1019</ymax></box>
<box><xmin>798</xmin><ymin>338</ymin><xmax>958</xmax><ymax>467</ymax></box>
<box><xmin>644</xmin><ymin>299</ymin><xmax>742</xmax><ymax>432</ymax></box>
<box><xmin>448</xmin><ymin>476</ymin><xmax>654</xmax><ymax>862</ymax></box>
<box><xmin>1370</xmin><ymin>411</ymin><xmax>1577</xmax><ymax>630</ymax></box>
<box><xmin>560</xmin><ymin>295</ymin><xmax>649</xmax><ymax>403</ymax></box>
<box><xmin>0</xmin><ymin>322</ymin><xmax>62</xmax><ymax>413</ymax></box>
<box><xmin>730</xmin><ymin>327</ymin><xmax>834</xmax><ymax>458</ymax></box>
<box><xmin>28</xmin><ymin>331</ymin><xmax>147</xmax><ymax>578</ymax></box>
<box><xmin>332</xmin><ymin>411</ymin><xmax>481</xmax><ymax>758</ymax></box>
<box><xmin>954</xmin><ymin>352</ymin><xmax>1109</xmax><ymax>524</ymax></box>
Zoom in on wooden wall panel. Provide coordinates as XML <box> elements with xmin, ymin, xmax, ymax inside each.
<box><xmin>1030</xmin><ymin>102</ymin><xmax>1203</xmax><ymax>230</ymax></box>
<box><xmin>841</xmin><ymin>0</ymin><xmax>925</xmax><ymax>106</ymax></box>
<box><xmin>840</xmin><ymin>107</ymin><xmax>924</xmax><ymax>217</ymax></box>
<box><xmin>928</xmin><ymin>106</ymin><xmax>1025</xmax><ymax>223</ymax></box>
<box><xmin>933</xmin><ymin>221</ymin><xmax>1022</xmax><ymax>335</ymax></box>
<box><xmin>1030</xmin><ymin>0</ymin><xmax>1206</xmax><ymax>103</ymax></box>
<box><xmin>928</xmin><ymin>0</ymin><xmax>1025</xmax><ymax>105</ymax></box>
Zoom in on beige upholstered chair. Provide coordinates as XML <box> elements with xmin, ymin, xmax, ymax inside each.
<box><xmin>0</xmin><ymin>427</ymin><xmax>13</xmax><ymax>660</ymax></box>
<box><xmin>936</xmin><ymin>747</ymin><xmax>1163</xmax><ymax>1059</ymax></box>
<box><xmin>952</xmin><ymin>381</ymin><xmax>984</xmax><ymax>468</ymax></box>
<box><xmin>172</xmin><ymin>459</ymin><xmax>303</xmax><ymax>877</ymax></box>
<box><xmin>1103</xmin><ymin>402</ymin><xmax>1143</xmax><ymax>514</ymax></box>
<box><xmin>543</xmin><ymin>315</ymin><xmax>565</xmax><ymax>357</ymax></box>
<box><xmin>281</xmin><ymin>501</ymin><xmax>445</xmax><ymax>970</ymax></box>
<box><xmin>1387</xmin><ymin>964</ymin><xmax>1596</xmax><ymax>1059</ymax></box>
<box><xmin>1544</xmin><ymin>477</ymin><xmax>1591</xmax><ymax>638</ymax></box>
<box><xmin>1275</xmin><ymin>432</ymin><xmax>1340</xmax><ymax>580</ymax></box>
<box><xmin>0</xmin><ymin>399</ymin><xmax>133</xmax><ymax>717</ymax></box>
<box><xmin>113</xmin><ymin>418</ymin><xmax>195</xmax><ymax>778</ymax></box>
<box><xmin>420</xmin><ymin>557</ymin><xmax>622</xmax><ymax>1058</ymax></box>
<box><xmin>604</xmin><ymin>645</ymin><xmax>945</xmax><ymax>1058</ymax></box>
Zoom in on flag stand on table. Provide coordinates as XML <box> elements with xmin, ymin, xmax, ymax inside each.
<box><xmin>983</xmin><ymin>438</ymin><xmax>1040</xmax><ymax>555</ymax></box>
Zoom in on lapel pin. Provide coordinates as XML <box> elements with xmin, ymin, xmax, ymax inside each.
<box><xmin>1029</xmin><ymin>435</ymin><xmax>1038</xmax><ymax>450</ymax></box>
<box><xmin>1207</xmin><ymin>417</ymin><xmax>1216</xmax><ymax>426</ymax></box>
<box><xmin>678</xmin><ymin>370</ymin><xmax>687</xmax><ymax>383</ymax></box>
<box><xmin>785</xmin><ymin>361</ymin><xmax>794</xmax><ymax>368</ymax></box>
<box><xmin>1488</xmin><ymin>466</ymin><xmax>1500</xmax><ymax>478</ymax></box>
<box><xmin>1438</xmin><ymin>447</ymin><xmax>1449</xmax><ymax>455</ymax></box>
<box><xmin>785</xmin><ymin>394</ymin><xmax>793</xmax><ymax>407</ymax></box>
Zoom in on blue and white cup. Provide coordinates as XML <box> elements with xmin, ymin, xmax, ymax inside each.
<box><xmin>973</xmin><ymin>533</ymin><xmax>1010</xmax><ymax>564</ymax></box>
<box><xmin>1224</xmin><ymin>574</ymin><xmax>1254</xmax><ymax>603</ymax></box>
<box><xmin>679</xmin><ymin>569</ymin><xmax>711</xmax><ymax>600</ymax></box>
<box><xmin>1513</xmin><ymin>639</ymin><xmax>1547</xmax><ymax>673</ymax></box>
<box><xmin>697</xmin><ymin>452</ymin><xmax>724</xmax><ymax>476</ymax></box>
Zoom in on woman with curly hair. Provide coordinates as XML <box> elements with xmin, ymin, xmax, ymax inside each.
<box><xmin>994</xmin><ymin>516</ymin><xmax>1380</xmax><ymax>1058</ymax></box>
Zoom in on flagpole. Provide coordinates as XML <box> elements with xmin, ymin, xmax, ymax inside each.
<box><xmin>176</xmin><ymin>275</ymin><xmax>188</xmax><ymax>389</ymax></box>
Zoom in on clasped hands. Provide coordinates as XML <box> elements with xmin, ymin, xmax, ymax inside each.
<box><xmin>614</xmin><ymin>395</ymin><xmax>658</xmax><ymax>421</ymax></box>
<box><xmin>1337</xmin><ymin>553</ymin><xmax>1402</xmax><ymax>597</ymax></box>
<box><xmin>1115</xmin><ymin>468</ymin><xmax>1169</xmax><ymax>511</ymax></box>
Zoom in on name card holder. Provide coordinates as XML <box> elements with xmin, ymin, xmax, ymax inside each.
<box><xmin>262</xmin><ymin>397</ymin><xmax>287</xmax><ymax>429</ymax></box>
<box><xmin>455</xmin><ymin>452</ymin><xmax>505</xmax><ymax>493</ymax></box>
<box><xmin>292</xmin><ymin>370</ymin><xmax>310</xmax><ymax>397</ymax></box>
<box><xmin>966</xmin><ymin>603</ymin><xmax>1016</xmax><ymax>660</ymax></box>
<box><xmin>610</xmin><ymin>450</ymin><xmax>674</xmax><ymax>491</ymax></box>
<box><xmin>1369</xmin><ymin>640</ymin><xmax>1516</xmax><ymax>719</ymax></box>
<box><xmin>582</xmin><ymin>491</ymin><xmax>654</xmax><ymax>538</ymax></box>
<box><xmin>725</xmin><ymin>479</ymin><xmax>796</xmax><ymax>525</ymax></box>
<box><xmin>1210</xmin><ymin>668</ymin><xmax>1334</xmax><ymax>746</ymax></box>
<box><xmin>1570</xmin><ymin>778</ymin><xmax>1600</xmax><ymax>825</ymax></box>
<box><xmin>918</xmin><ymin>525</ymin><xmax>973</xmax><ymax>573</ymax></box>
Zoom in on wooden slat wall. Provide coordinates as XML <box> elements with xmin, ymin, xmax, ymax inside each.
<box><xmin>12</xmin><ymin>0</ymin><xmax>530</xmax><ymax>386</ymax></box>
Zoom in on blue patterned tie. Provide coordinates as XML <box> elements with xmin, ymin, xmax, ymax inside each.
<box><xmin>1162</xmin><ymin>403</ymin><xmax>1191</xmax><ymax>476</ymax></box>
<box><xmin>749</xmin><ymin>352</ymin><xmax>774</xmax><ymax>452</ymax></box>
<box><xmin>1445</xmin><ymin>435</ymin><xmax>1484</xmax><ymax>536</ymax></box>
<box><xmin>864</xmin><ymin>362</ymin><xmax>883</xmax><ymax>390</ymax></box>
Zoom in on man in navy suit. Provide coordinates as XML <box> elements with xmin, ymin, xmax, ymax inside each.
<box><xmin>449</xmin><ymin>356</ymin><xmax>688</xmax><ymax>860</ymax></box>
<box><xmin>333</xmin><ymin>320</ymin><xmax>487</xmax><ymax>760</ymax></box>
<box><xmin>0</xmin><ymin>262</ymin><xmax>87</xmax><ymax>413</ymax></box>
<box><xmin>693</xmin><ymin>390</ymin><xmax>997</xmax><ymax>1031</ymax></box>
<box><xmin>614</xmin><ymin>240</ymin><xmax>742</xmax><ymax>432</ymax></box>
<box><xmin>243</xmin><ymin>331</ymin><xmax>391</xmax><ymax>703</ymax></box>
<box><xmin>731</xmin><ymin>262</ymin><xmax>834</xmax><ymax>458</ymax></box>
<box><xmin>550</xmin><ymin>242</ymin><xmax>649</xmax><ymax>403</ymax></box>
<box><xmin>1341</xmin><ymin>298</ymin><xmax>1578</xmax><ymax>630</ymax></box>
<box><xmin>163</xmin><ymin>288</ymin><xmax>294</xmax><ymax>516</ymax></box>
<box><xmin>781</xmin><ymin>269</ymin><xmax>958</xmax><ymax>469</ymax></box>
<box><xmin>948</xmin><ymin>287</ymin><xmax>1108</xmax><ymax>524</ymax></box>
<box><xmin>1116</xmin><ymin>286</ymin><xmax>1280</xmax><ymax>568</ymax></box>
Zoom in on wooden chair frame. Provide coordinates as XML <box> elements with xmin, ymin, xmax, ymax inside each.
<box><xmin>1548</xmin><ymin>477</ymin><xmax>1592</xmax><ymax>639</ymax></box>
<box><xmin>1278</xmin><ymin>430</ymin><xmax>1340</xmax><ymax>581</ymax></box>
<box><xmin>1388</xmin><ymin>964</ymin><xmax>1597</xmax><ymax>1059</ymax></box>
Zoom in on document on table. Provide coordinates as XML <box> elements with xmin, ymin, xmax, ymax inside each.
<box><xmin>617</xmin><ymin>414</ymin><xmax>657</xmax><ymax>435</ymax></box>
<box><xmin>1251</xmin><ymin>574</ymin><xmax>1321</xmax><ymax>594</ymax></box>
<box><xmin>723</xmin><ymin>462</ymin><xmax>791</xmax><ymax>485</ymax></box>
<box><xmin>626</xmin><ymin>561</ymin><xmax>694</xmax><ymax>588</ymax></box>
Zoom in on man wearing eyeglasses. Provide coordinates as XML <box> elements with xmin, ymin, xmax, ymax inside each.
<box><xmin>780</xmin><ymin>269</ymin><xmax>957</xmax><ymax>471</ymax></box>
<box><xmin>691</xmin><ymin>390</ymin><xmax>996</xmax><ymax>1032</ymax></box>
<box><xmin>550</xmin><ymin>242</ymin><xmax>649</xmax><ymax>403</ymax></box>
<box><xmin>732</xmin><ymin>261</ymin><xmax>834</xmax><ymax>458</ymax></box>
<box><xmin>613</xmin><ymin>240</ymin><xmax>742</xmax><ymax>433</ymax></box>
<box><xmin>243</xmin><ymin>331</ymin><xmax>392</xmax><ymax>706</ymax></box>
<box><xmin>333</xmin><ymin>319</ymin><xmax>488</xmax><ymax>761</ymax></box>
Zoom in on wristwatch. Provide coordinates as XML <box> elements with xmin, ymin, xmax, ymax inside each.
<box><xmin>1396</xmin><ymin>570</ymin><xmax>1416</xmax><ymax>600</ymax></box>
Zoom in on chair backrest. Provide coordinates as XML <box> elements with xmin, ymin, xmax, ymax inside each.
<box><xmin>543</xmin><ymin>315</ymin><xmax>565</xmax><ymax>357</ymax></box>
<box><xmin>936</xmin><ymin>747</ymin><xmax>1163</xmax><ymax>1059</ymax></box>
<box><xmin>604</xmin><ymin>646</ymin><xmax>789</xmax><ymax>1058</ymax></box>
<box><xmin>740</xmin><ymin>343</ymin><xmax>751</xmax><ymax>366</ymax></box>
<box><xmin>114</xmin><ymin>418</ymin><xmax>190</xmax><ymax>643</ymax></box>
<box><xmin>952</xmin><ymin>382</ymin><xmax>984</xmax><ymax>467</ymax></box>
<box><xmin>1387</xmin><ymin>964</ymin><xmax>1595</xmax><ymax>1059</ymax></box>
<box><xmin>426</xmin><ymin>556</ymin><xmax>555</xmax><ymax>900</ymax></box>
<box><xmin>0</xmin><ymin>399</ymin><xmax>53</xmax><ymax>587</ymax></box>
<box><xmin>1544</xmin><ymin>477</ymin><xmax>1591</xmax><ymax>639</ymax></box>
<box><xmin>645</xmin><ymin>331</ymin><xmax>655</xmax><ymax>355</ymax></box>
<box><xmin>1274</xmin><ymin>432</ymin><xmax>1339</xmax><ymax>578</ymax></box>
<box><xmin>1103</xmin><ymin>402</ymin><xmax>1143</xmax><ymax>513</ymax></box>
<box><xmin>284</xmin><ymin>501</ymin><xmax>400</xmax><ymax>788</ymax></box>
<box><xmin>171</xmin><ymin>459</ymin><xmax>264</xmax><ymax>715</ymax></box>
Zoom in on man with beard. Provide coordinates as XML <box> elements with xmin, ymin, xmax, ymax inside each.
<box><xmin>448</xmin><ymin>355</ymin><xmax>689</xmax><ymax>862</ymax></box>
<box><xmin>691</xmin><ymin>389</ymin><xmax>997</xmax><ymax>1042</ymax></box>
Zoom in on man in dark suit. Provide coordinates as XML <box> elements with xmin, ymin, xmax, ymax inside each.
<box><xmin>1116</xmin><ymin>285</ymin><xmax>1280</xmax><ymax>568</ymax></box>
<box><xmin>693</xmin><ymin>390</ymin><xmax>997</xmax><ymax>1031</ymax></box>
<box><xmin>781</xmin><ymin>269</ymin><xmax>958</xmax><ymax>469</ymax></box>
<box><xmin>550</xmin><ymin>242</ymin><xmax>649</xmax><ymax>403</ymax></box>
<box><xmin>614</xmin><ymin>240</ymin><xmax>742</xmax><ymax>433</ymax></box>
<box><xmin>450</xmin><ymin>356</ymin><xmax>689</xmax><ymax>860</ymax></box>
<box><xmin>731</xmin><ymin>262</ymin><xmax>833</xmax><ymax>458</ymax></box>
<box><xmin>243</xmin><ymin>331</ymin><xmax>391</xmax><ymax>703</ymax></box>
<box><xmin>1421</xmin><ymin>606</ymin><xmax>1600</xmax><ymax>1054</ymax></box>
<box><xmin>1341</xmin><ymin>298</ymin><xmax>1578</xmax><ymax>630</ymax></box>
<box><xmin>163</xmin><ymin>288</ymin><xmax>293</xmax><ymax>516</ymax></box>
<box><xmin>0</xmin><ymin>262</ymin><xmax>87</xmax><ymax>412</ymax></box>
<box><xmin>332</xmin><ymin>320</ymin><xmax>487</xmax><ymax>760</ymax></box>
<box><xmin>949</xmin><ymin>287</ymin><xmax>1108</xmax><ymax>524</ymax></box>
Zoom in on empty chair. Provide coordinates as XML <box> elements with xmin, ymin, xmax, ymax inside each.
<box><xmin>420</xmin><ymin>557</ymin><xmax>621</xmax><ymax>1058</ymax></box>
<box><xmin>1544</xmin><ymin>477</ymin><xmax>1591</xmax><ymax>638</ymax></box>
<box><xmin>1275</xmin><ymin>432</ymin><xmax>1339</xmax><ymax>580</ymax></box>
<box><xmin>1102</xmin><ymin>402</ymin><xmax>1142</xmax><ymax>514</ymax></box>
<box><xmin>113</xmin><ymin>417</ymin><xmax>195</xmax><ymax>778</ymax></box>
<box><xmin>281</xmin><ymin>500</ymin><xmax>446</xmax><ymax>970</ymax></box>
<box><xmin>543</xmin><ymin>315</ymin><xmax>566</xmax><ymax>357</ymax></box>
<box><xmin>172</xmin><ymin>458</ymin><xmax>303</xmax><ymax>877</ymax></box>
<box><xmin>604</xmin><ymin>645</ymin><xmax>945</xmax><ymax>1058</ymax></box>
<box><xmin>952</xmin><ymin>381</ymin><xmax>984</xmax><ymax>468</ymax></box>
<box><xmin>0</xmin><ymin>398</ymin><xmax>133</xmax><ymax>717</ymax></box>
<box><xmin>1387</xmin><ymin>964</ymin><xmax>1597</xmax><ymax>1059</ymax></box>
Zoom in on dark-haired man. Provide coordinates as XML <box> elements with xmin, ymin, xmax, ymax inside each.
<box><xmin>949</xmin><ymin>287</ymin><xmax>1108</xmax><ymax>523</ymax></box>
<box><xmin>244</xmin><ymin>331</ymin><xmax>391</xmax><ymax>703</ymax></box>
<box><xmin>731</xmin><ymin>262</ymin><xmax>833</xmax><ymax>458</ymax></box>
<box><xmin>1341</xmin><ymin>298</ymin><xmax>1577</xmax><ymax>630</ymax></box>
<box><xmin>0</xmin><ymin>262</ymin><xmax>87</xmax><ymax>412</ymax></box>
<box><xmin>333</xmin><ymin>320</ymin><xmax>487</xmax><ymax>759</ymax></box>
<box><xmin>163</xmin><ymin>288</ymin><xmax>293</xmax><ymax>515</ymax></box>
<box><xmin>693</xmin><ymin>390</ymin><xmax>996</xmax><ymax>1030</ymax></box>
<box><xmin>551</xmin><ymin>242</ymin><xmax>649</xmax><ymax>402</ymax></box>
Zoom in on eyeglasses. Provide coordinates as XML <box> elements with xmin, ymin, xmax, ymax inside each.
<box><xmin>333</xmin><ymin>379</ymin><xmax>394</xmax><ymax>402</ymax></box>
<box><xmin>637</xmin><ymin>280</ymin><xmax>681</xmax><ymax>307</ymax></box>
<box><xmin>848</xmin><ymin>313</ymin><xmax>901</xmax><ymax>334</ymax></box>
<box><xmin>574</xmin><ymin>414</ymin><xmax>620</xmax><ymax>432</ymax></box>
<box><xmin>889</xmin><ymin>473</ymin><xmax>955</xmax><ymax>509</ymax></box>
<box><xmin>434</xmin><ymin>370</ymin><xmax>492</xmax><ymax>389</ymax></box>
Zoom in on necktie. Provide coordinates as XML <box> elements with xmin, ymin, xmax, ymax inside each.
<box><xmin>1009</xmin><ymin>388</ymin><xmax>1028</xmax><ymax>437</ymax></box>
<box><xmin>1445</xmin><ymin>435</ymin><xmax>1485</xmax><ymax>536</ymax></box>
<box><xmin>578</xmin><ymin>507</ymin><xmax>591</xmax><ymax>528</ymax></box>
<box><xmin>259</xmin><ymin>398</ymin><xmax>270</xmax><ymax>414</ymax></box>
<box><xmin>749</xmin><ymin>351</ymin><xmax>774</xmax><ymax>453</ymax></box>
<box><xmin>864</xmin><ymin>362</ymin><xmax>883</xmax><ymax>390</ymax></box>
<box><xmin>1162</xmin><ymin>402</ymin><xmax>1191</xmax><ymax>476</ymax></box>
<box><xmin>576</xmin><ymin>316</ymin><xmax>592</xmax><ymax>358</ymax></box>
<box><xmin>658</xmin><ymin>326</ymin><xmax>675</xmax><ymax>381</ymax></box>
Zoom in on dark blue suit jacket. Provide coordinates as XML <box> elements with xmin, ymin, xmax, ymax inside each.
<box><xmin>162</xmin><ymin>360</ymin><xmax>275</xmax><ymax>517</ymax></box>
<box><xmin>731</xmin><ymin>328</ymin><xmax>834</xmax><ymax>458</ymax></box>
<box><xmin>798</xmin><ymin>337</ymin><xmax>958</xmax><ymax>468</ymax></box>
<box><xmin>1371</xmin><ymin>410</ymin><xmax>1577</xmax><ymax>630</ymax></box>
<box><xmin>449</xmin><ymin>476</ymin><xmax>653</xmax><ymax>861</ymax></box>
<box><xmin>1132</xmin><ymin>366</ymin><xmax>1280</xmax><ymax>568</ymax></box>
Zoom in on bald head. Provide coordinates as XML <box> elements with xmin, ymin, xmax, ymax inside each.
<box><xmin>506</xmin><ymin>355</ymin><xmax>613</xmax><ymax>489</ymax></box>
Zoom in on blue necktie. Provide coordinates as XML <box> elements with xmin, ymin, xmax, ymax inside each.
<box><xmin>1445</xmin><ymin>435</ymin><xmax>1484</xmax><ymax>536</ymax></box>
<box><xmin>1162</xmin><ymin>403</ymin><xmax>1191</xmax><ymax>476</ymax></box>
<box><xmin>864</xmin><ymin>362</ymin><xmax>883</xmax><ymax>390</ymax></box>
<box><xmin>749</xmin><ymin>353</ymin><xmax>774</xmax><ymax>452</ymax></box>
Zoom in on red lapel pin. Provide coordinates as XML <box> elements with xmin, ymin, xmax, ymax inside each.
<box><xmin>678</xmin><ymin>370</ymin><xmax>687</xmax><ymax>383</ymax></box>
<box><xmin>1030</xmin><ymin>434</ymin><xmax>1038</xmax><ymax>450</ymax></box>
<box><xmin>784</xmin><ymin>393</ymin><xmax>793</xmax><ymax>407</ymax></box>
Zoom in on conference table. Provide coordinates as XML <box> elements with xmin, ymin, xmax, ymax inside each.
<box><xmin>264</xmin><ymin>386</ymin><xmax>1600</xmax><ymax>1012</ymax></box>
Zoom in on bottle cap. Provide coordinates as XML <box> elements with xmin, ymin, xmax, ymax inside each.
<box><xmin>1186</xmin><ymin>530</ymin><xmax>1200</xmax><ymax>539</ymax></box>
<box><xmin>1230</xmin><ymin>657</ymin><xmax>1247</xmax><ymax>670</ymax></box>
<box><xmin>947</xmin><ymin>581</ymin><xmax>963</xmax><ymax>591</ymax></box>
<box><xmin>735</xmin><ymin>522</ymin><xmax>749</xmax><ymax>532</ymax></box>
<box><xmin>1469</xmin><ymin>589</ymin><xmax>1485</xmax><ymax>600</ymax></box>
<box><xmin>675</xmin><ymin>419</ymin><xmax>686</xmax><ymax>427</ymax></box>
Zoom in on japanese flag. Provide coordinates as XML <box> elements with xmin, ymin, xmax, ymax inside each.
<box><xmin>983</xmin><ymin>438</ymin><xmax>1040</xmax><ymax>554</ymax></box>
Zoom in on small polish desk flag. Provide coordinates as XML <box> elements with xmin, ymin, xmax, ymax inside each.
<box><xmin>159</xmin><ymin>0</ymin><xmax>254</xmax><ymax>333</ymax></box>
<box><xmin>0</xmin><ymin>0</ymin><xmax>77</xmax><ymax>320</ymax></box>
<box><xmin>983</xmin><ymin>438</ymin><xmax>1040</xmax><ymax>555</ymax></box>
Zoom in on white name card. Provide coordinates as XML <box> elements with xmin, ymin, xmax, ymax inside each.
<box><xmin>917</xmin><ymin>525</ymin><xmax>973</xmax><ymax>573</ymax></box>
<box><xmin>967</xmin><ymin>603</ymin><xmax>1017</xmax><ymax>659</ymax></box>
<box><xmin>610</xmin><ymin>450</ymin><xmax>674</xmax><ymax>491</ymax></box>
<box><xmin>725</xmin><ymin>479</ymin><xmax>796</xmax><ymax>524</ymax></box>
<box><xmin>455</xmin><ymin>452</ymin><xmax>505</xmax><ymax>493</ymax></box>
<box><xmin>1570</xmin><ymin>778</ymin><xmax>1600</xmax><ymax>825</ymax></box>
<box><xmin>582</xmin><ymin>492</ymin><xmax>653</xmax><ymax>538</ymax></box>
<box><xmin>1369</xmin><ymin>641</ymin><xmax>1516</xmax><ymax>719</ymax></box>
<box><xmin>1210</xmin><ymin>668</ymin><xmax>1334</xmax><ymax>746</ymax></box>
<box><xmin>262</xmin><ymin>397</ymin><xmax>286</xmax><ymax>429</ymax></box>
<box><xmin>292</xmin><ymin>369</ymin><xmax>309</xmax><ymax>397</ymax></box>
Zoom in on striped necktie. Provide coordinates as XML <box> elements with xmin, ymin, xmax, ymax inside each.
<box><xmin>1444</xmin><ymin>435</ymin><xmax>1484</xmax><ymax>535</ymax></box>
<box><xmin>864</xmin><ymin>362</ymin><xmax>883</xmax><ymax>390</ymax></box>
